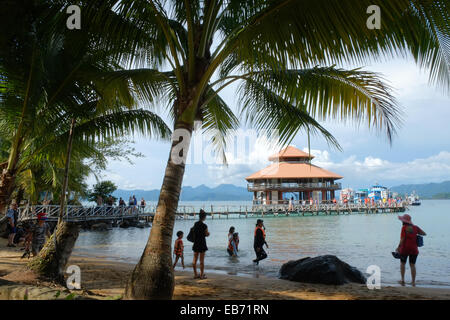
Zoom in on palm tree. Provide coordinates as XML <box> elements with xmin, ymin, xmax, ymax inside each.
<box><xmin>101</xmin><ymin>0</ymin><xmax>449</xmax><ymax>299</ymax></box>
<box><xmin>1</xmin><ymin>0</ymin><xmax>172</xmax><ymax>279</ymax></box>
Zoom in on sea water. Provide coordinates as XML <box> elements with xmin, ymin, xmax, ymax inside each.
<box><xmin>73</xmin><ymin>200</ymin><xmax>450</xmax><ymax>288</ymax></box>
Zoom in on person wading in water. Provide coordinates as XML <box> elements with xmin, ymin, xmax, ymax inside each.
<box><xmin>192</xmin><ymin>209</ymin><xmax>209</xmax><ymax>279</ymax></box>
<box><xmin>253</xmin><ymin>219</ymin><xmax>268</xmax><ymax>265</ymax></box>
<box><xmin>396</xmin><ymin>214</ymin><xmax>426</xmax><ymax>286</ymax></box>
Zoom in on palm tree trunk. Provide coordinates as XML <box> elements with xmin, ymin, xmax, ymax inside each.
<box><xmin>0</xmin><ymin>137</ymin><xmax>24</xmax><ymax>214</ymax></box>
<box><xmin>59</xmin><ymin>118</ymin><xmax>76</xmax><ymax>221</ymax></box>
<box><xmin>27</xmin><ymin>221</ymin><xmax>80</xmax><ymax>282</ymax></box>
<box><xmin>28</xmin><ymin>118</ymin><xmax>80</xmax><ymax>282</ymax></box>
<box><xmin>0</xmin><ymin>170</ymin><xmax>16</xmax><ymax>214</ymax></box>
<box><xmin>124</xmin><ymin>122</ymin><xmax>192</xmax><ymax>300</ymax></box>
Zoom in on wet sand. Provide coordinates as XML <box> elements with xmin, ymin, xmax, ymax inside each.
<box><xmin>1</xmin><ymin>238</ymin><xmax>450</xmax><ymax>300</ymax></box>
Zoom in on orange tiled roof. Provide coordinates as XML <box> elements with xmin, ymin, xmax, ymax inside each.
<box><xmin>245</xmin><ymin>162</ymin><xmax>343</xmax><ymax>180</ymax></box>
<box><xmin>268</xmin><ymin>146</ymin><xmax>314</xmax><ymax>161</ymax></box>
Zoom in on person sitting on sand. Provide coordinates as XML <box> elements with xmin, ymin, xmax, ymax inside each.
<box><xmin>253</xmin><ymin>219</ymin><xmax>268</xmax><ymax>265</ymax></box>
<box><xmin>228</xmin><ymin>232</ymin><xmax>239</xmax><ymax>257</ymax></box>
<box><xmin>396</xmin><ymin>214</ymin><xmax>426</xmax><ymax>287</ymax></box>
<box><xmin>173</xmin><ymin>231</ymin><xmax>185</xmax><ymax>269</ymax></box>
<box><xmin>30</xmin><ymin>212</ymin><xmax>51</xmax><ymax>256</ymax></box>
<box><xmin>192</xmin><ymin>209</ymin><xmax>209</xmax><ymax>279</ymax></box>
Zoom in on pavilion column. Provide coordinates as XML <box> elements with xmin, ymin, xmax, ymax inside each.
<box><xmin>266</xmin><ymin>191</ymin><xmax>270</xmax><ymax>204</ymax></box>
<box><xmin>278</xmin><ymin>191</ymin><xmax>283</xmax><ymax>204</ymax></box>
<box><xmin>322</xmin><ymin>190</ymin><xmax>326</xmax><ymax>202</ymax></box>
<box><xmin>331</xmin><ymin>190</ymin><xmax>335</xmax><ymax>200</ymax></box>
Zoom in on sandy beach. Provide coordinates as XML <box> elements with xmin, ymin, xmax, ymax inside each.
<box><xmin>1</xmin><ymin>238</ymin><xmax>450</xmax><ymax>300</ymax></box>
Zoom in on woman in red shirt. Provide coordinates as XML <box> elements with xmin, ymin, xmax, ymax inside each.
<box><xmin>396</xmin><ymin>214</ymin><xmax>426</xmax><ymax>286</ymax></box>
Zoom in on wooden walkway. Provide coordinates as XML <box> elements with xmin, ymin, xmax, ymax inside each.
<box><xmin>18</xmin><ymin>203</ymin><xmax>407</xmax><ymax>222</ymax></box>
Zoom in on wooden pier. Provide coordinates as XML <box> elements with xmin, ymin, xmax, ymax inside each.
<box><xmin>17</xmin><ymin>203</ymin><xmax>406</xmax><ymax>223</ymax></box>
<box><xmin>175</xmin><ymin>203</ymin><xmax>407</xmax><ymax>220</ymax></box>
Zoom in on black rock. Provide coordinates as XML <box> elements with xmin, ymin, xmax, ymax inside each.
<box><xmin>91</xmin><ymin>223</ymin><xmax>111</xmax><ymax>231</ymax></box>
<box><xmin>119</xmin><ymin>220</ymin><xmax>130</xmax><ymax>228</ymax></box>
<box><xmin>279</xmin><ymin>255</ymin><xmax>366</xmax><ymax>285</ymax></box>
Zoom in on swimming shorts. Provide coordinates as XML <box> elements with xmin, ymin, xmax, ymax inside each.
<box><xmin>400</xmin><ymin>254</ymin><xmax>418</xmax><ymax>264</ymax></box>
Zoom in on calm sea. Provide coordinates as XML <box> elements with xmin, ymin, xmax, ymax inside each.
<box><xmin>73</xmin><ymin>200</ymin><xmax>450</xmax><ymax>288</ymax></box>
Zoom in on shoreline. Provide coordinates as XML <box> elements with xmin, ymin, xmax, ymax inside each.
<box><xmin>1</xmin><ymin>239</ymin><xmax>450</xmax><ymax>299</ymax></box>
<box><xmin>71</xmin><ymin>251</ymin><xmax>450</xmax><ymax>290</ymax></box>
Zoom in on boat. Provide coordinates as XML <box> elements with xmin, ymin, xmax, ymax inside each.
<box><xmin>368</xmin><ymin>184</ymin><xmax>390</xmax><ymax>202</ymax></box>
<box><xmin>354</xmin><ymin>189</ymin><xmax>369</xmax><ymax>204</ymax></box>
<box><xmin>408</xmin><ymin>192</ymin><xmax>421</xmax><ymax>206</ymax></box>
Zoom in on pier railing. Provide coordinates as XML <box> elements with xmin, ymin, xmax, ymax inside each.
<box><xmin>247</xmin><ymin>182</ymin><xmax>342</xmax><ymax>191</ymax></box>
<box><xmin>18</xmin><ymin>204</ymin><xmax>156</xmax><ymax>222</ymax></box>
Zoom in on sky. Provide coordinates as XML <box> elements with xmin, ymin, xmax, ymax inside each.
<box><xmin>87</xmin><ymin>57</ymin><xmax>450</xmax><ymax>191</ymax></box>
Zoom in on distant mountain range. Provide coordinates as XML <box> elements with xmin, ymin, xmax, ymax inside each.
<box><xmin>113</xmin><ymin>181</ymin><xmax>450</xmax><ymax>201</ymax></box>
<box><xmin>390</xmin><ymin>180</ymin><xmax>450</xmax><ymax>199</ymax></box>
<box><xmin>113</xmin><ymin>184</ymin><xmax>252</xmax><ymax>201</ymax></box>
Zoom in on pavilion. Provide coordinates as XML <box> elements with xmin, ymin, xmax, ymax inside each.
<box><xmin>246</xmin><ymin>146</ymin><xmax>343</xmax><ymax>204</ymax></box>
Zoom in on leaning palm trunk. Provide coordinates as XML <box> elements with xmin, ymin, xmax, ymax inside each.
<box><xmin>124</xmin><ymin>123</ymin><xmax>191</xmax><ymax>300</ymax></box>
<box><xmin>27</xmin><ymin>221</ymin><xmax>80</xmax><ymax>283</ymax></box>
<box><xmin>28</xmin><ymin>118</ymin><xmax>80</xmax><ymax>282</ymax></box>
<box><xmin>0</xmin><ymin>139</ymin><xmax>23</xmax><ymax>214</ymax></box>
<box><xmin>0</xmin><ymin>170</ymin><xmax>16</xmax><ymax>214</ymax></box>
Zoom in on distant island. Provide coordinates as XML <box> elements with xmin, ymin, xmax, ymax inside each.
<box><xmin>113</xmin><ymin>184</ymin><xmax>252</xmax><ymax>201</ymax></box>
<box><xmin>390</xmin><ymin>180</ymin><xmax>450</xmax><ymax>199</ymax></box>
<box><xmin>113</xmin><ymin>181</ymin><xmax>450</xmax><ymax>201</ymax></box>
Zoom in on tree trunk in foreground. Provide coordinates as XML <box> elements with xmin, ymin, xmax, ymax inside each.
<box><xmin>28</xmin><ymin>221</ymin><xmax>80</xmax><ymax>282</ymax></box>
<box><xmin>124</xmin><ymin>124</ymin><xmax>191</xmax><ymax>300</ymax></box>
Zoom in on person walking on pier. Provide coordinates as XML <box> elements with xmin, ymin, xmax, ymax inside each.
<box><xmin>288</xmin><ymin>197</ymin><xmax>294</xmax><ymax>212</ymax></box>
<box><xmin>192</xmin><ymin>209</ymin><xmax>209</xmax><ymax>279</ymax></box>
<box><xmin>396</xmin><ymin>214</ymin><xmax>426</xmax><ymax>287</ymax></box>
<box><xmin>253</xmin><ymin>219</ymin><xmax>268</xmax><ymax>265</ymax></box>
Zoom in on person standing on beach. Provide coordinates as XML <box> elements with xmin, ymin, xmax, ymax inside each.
<box><xmin>253</xmin><ymin>219</ymin><xmax>268</xmax><ymax>265</ymax></box>
<box><xmin>6</xmin><ymin>203</ymin><xmax>18</xmax><ymax>247</ymax></box>
<box><xmin>173</xmin><ymin>231</ymin><xmax>185</xmax><ymax>269</ymax></box>
<box><xmin>192</xmin><ymin>209</ymin><xmax>209</xmax><ymax>279</ymax></box>
<box><xmin>396</xmin><ymin>214</ymin><xmax>426</xmax><ymax>287</ymax></box>
<box><xmin>288</xmin><ymin>197</ymin><xmax>294</xmax><ymax>211</ymax></box>
<box><xmin>30</xmin><ymin>212</ymin><xmax>51</xmax><ymax>256</ymax></box>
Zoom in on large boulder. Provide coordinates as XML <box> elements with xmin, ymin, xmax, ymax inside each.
<box><xmin>279</xmin><ymin>255</ymin><xmax>366</xmax><ymax>285</ymax></box>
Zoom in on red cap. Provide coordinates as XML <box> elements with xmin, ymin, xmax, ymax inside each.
<box><xmin>37</xmin><ymin>212</ymin><xmax>48</xmax><ymax>220</ymax></box>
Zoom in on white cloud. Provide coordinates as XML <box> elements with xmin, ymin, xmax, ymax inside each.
<box><xmin>314</xmin><ymin>150</ymin><xmax>450</xmax><ymax>187</ymax></box>
<box><xmin>205</xmin><ymin>148</ymin><xmax>450</xmax><ymax>188</ymax></box>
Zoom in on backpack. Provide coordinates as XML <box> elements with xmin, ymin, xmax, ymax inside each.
<box><xmin>186</xmin><ymin>227</ymin><xmax>195</xmax><ymax>243</ymax></box>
